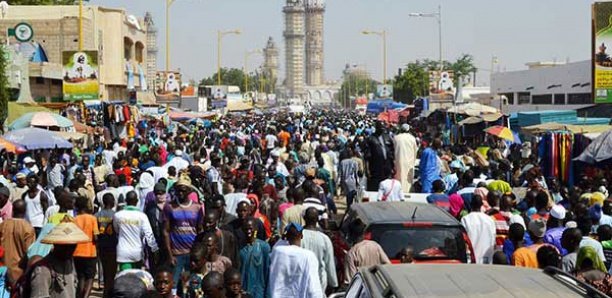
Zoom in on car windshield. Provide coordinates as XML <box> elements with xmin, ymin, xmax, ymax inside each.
<box><xmin>370</xmin><ymin>226</ymin><xmax>467</xmax><ymax>262</ymax></box>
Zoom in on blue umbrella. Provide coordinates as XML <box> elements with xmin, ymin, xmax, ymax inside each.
<box><xmin>3</xmin><ymin>127</ymin><xmax>73</xmax><ymax>150</ymax></box>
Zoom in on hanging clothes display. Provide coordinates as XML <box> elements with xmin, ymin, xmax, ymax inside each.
<box><xmin>538</xmin><ymin>131</ymin><xmax>576</xmax><ymax>186</ymax></box>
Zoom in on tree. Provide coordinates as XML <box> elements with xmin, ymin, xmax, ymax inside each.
<box><xmin>199</xmin><ymin>68</ymin><xmax>257</xmax><ymax>92</ymax></box>
<box><xmin>393</xmin><ymin>61</ymin><xmax>430</xmax><ymax>104</ymax></box>
<box><xmin>0</xmin><ymin>46</ymin><xmax>8</xmax><ymax>132</ymax></box>
<box><xmin>449</xmin><ymin>54</ymin><xmax>477</xmax><ymax>88</ymax></box>
<box><xmin>392</xmin><ymin>55</ymin><xmax>477</xmax><ymax>103</ymax></box>
<box><xmin>336</xmin><ymin>71</ymin><xmax>377</xmax><ymax>108</ymax></box>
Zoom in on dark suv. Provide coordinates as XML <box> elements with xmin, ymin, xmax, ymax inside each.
<box><xmin>332</xmin><ymin>201</ymin><xmax>475</xmax><ymax>277</ymax></box>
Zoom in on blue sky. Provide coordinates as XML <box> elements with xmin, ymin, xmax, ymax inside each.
<box><xmin>91</xmin><ymin>0</ymin><xmax>593</xmax><ymax>84</ymax></box>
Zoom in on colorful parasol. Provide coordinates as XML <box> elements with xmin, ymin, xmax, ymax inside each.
<box><xmin>484</xmin><ymin>125</ymin><xmax>515</xmax><ymax>142</ymax></box>
<box><xmin>8</xmin><ymin>112</ymin><xmax>74</xmax><ymax>131</ymax></box>
<box><xmin>0</xmin><ymin>137</ymin><xmax>26</xmax><ymax>153</ymax></box>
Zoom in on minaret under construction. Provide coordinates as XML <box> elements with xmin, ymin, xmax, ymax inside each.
<box><xmin>263</xmin><ymin>37</ymin><xmax>279</xmax><ymax>92</ymax></box>
<box><xmin>305</xmin><ymin>0</ymin><xmax>325</xmax><ymax>86</ymax></box>
<box><xmin>283</xmin><ymin>0</ymin><xmax>306</xmax><ymax>99</ymax></box>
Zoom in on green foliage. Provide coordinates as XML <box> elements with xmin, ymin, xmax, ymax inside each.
<box><xmin>199</xmin><ymin>68</ymin><xmax>258</xmax><ymax>92</ymax></box>
<box><xmin>393</xmin><ymin>54</ymin><xmax>477</xmax><ymax>103</ymax></box>
<box><xmin>8</xmin><ymin>0</ymin><xmax>78</xmax><ymax>4</ymax></box>
<box><xmin>393</xmin><ymin>61</ymin><xmax>430</xmax><ymax>104</ymax></box>
<box><xmin>0</xmin><ymin>46</ymin><xmax>8</xmax><ymax>132</ymax></box>
<box><xmin>448</xmin><ymin>54</ymin><xmax>477</xmax><ymax>87</ymax></box>
<box><xmin>337</xmin><ymin>72</ymin><xmax>377</xmax><ymax>108</ymax></box>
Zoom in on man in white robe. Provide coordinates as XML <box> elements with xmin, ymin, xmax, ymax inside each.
<box><xmin>394</xmin><ymin>124</ymin><xmax>418</xmax><ymax>192</ymax></box>
<box><xmin>269</xmin><ymin>222</ymin><xmax>323</xmax><ymax>298</ymax></box>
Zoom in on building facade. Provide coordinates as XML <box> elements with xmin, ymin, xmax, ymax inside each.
<box><xmin>490</xmin><ymin>60</ymin><xmax>593</xmax><ymax>113</ymax></box>
<box><xmin>0</xmin><ymin>5</ymin><xmax>151</xmax><ymax>102</ymax></box>
<box><xmin>283</xmin><ymin>0</ymin><xmax>306</xmax><ymax>99</ymax></box>
<box><xmin>305</xmin><ymin>0</ymin><xmax>324</xmax><ymax>86</ymax></box>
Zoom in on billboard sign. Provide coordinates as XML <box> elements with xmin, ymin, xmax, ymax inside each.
<box><xmin>155</xmin><ymin>71</ymin><xmax>182</xmax><ymax>100</ymax></box>
<box><xmin>62</xmin><ymin>51</ymin><xmax>99</xmax><ymax>101</ymax></box>
<box><xmin>211</xmin><ymin>85</ymin><xmax>228</xmax><ymax>109</ymax></box>
<box><xmin>594</xmin><ymin>2</ymin><xmax>612</xmax><ymax>103</ymax></box>
<box><xmin>376</xmin><ymin>84</ymin><xmax>393</xmax><ymax>98</ymax></box>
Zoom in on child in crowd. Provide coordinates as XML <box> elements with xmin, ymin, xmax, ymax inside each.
<box><xmin>224</xmin><ymin>268</ymin><xmax>252</xmax><ymax>298</ymax></box>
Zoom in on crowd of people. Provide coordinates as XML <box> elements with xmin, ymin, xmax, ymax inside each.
<box><xmin>0</xmin><ymin>109</ymin><xmax>610</xmax><ymax>297</ymax></box>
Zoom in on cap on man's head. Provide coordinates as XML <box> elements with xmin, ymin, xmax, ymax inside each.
<box><xmin>550</xmin><ymin>205</ymin><xmax>566</xmax><ymax>220</ymax></box>
<box><xmin>528</xmin><ymin>218</ymin><xmax>546</xmax><ymax>238</ymax></box>
<box><xmin>284</xmin><ymin>222</ymin><xmax>304</xmax><ymax>234</ymax></box>
<box><xmin>15</xmin><ymin>173</ymin><xmax>26</xmax><ymax>179</ymax></box>
<box><xmin>23</xmin><ymin>157</ymin><xmax>35</xmax><ymax>164</ymax></box>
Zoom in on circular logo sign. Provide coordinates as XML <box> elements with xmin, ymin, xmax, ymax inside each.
<box><xmin>14</xmin><ymin>23</ymin><xmax>33</xmax><ymax>42</ymax></box>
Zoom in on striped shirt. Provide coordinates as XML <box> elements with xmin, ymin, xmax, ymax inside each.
<box><xmin>163</xmin><ymin>201</ymin><xmax>204</xmax><ymax>255</ymax></box>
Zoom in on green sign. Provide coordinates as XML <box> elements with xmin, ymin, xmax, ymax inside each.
<box><xmin>8</xmin><ymin>22</ymin><xmax>33</xmax><ymax>42</ymax></box>
<box><xmin>594</xmin><ymin>2</ymin><xmax>612</xmax><ymax>103</ymax></box>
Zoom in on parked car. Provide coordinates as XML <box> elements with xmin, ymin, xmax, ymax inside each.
<box><xmin>336</xmin><ymin>201</ymin><xmax>474</xmax><ymax>263</ymax></box>
<box><xmin>331</xmin><ymin>201</ymin><xmax>475</xmax><ymax>283</ymax></box>
<box><xmin>332</xmin><ymin>264</ymin><xmax>607</xmax><ymax>298</ymax></box>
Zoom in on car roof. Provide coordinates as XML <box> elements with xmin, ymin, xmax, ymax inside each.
<box><xmin>350</xmin><ymin>201</ymin><xmax>459</xmax><ymax>226</ymax></box>
<box><xmin>360</xmin><ymin>264</ymin><xmax>595</xmax><ymax>298</ymax></box>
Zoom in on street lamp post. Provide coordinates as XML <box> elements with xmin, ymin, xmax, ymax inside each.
<box><xmin>362</xmin><ymin>30</ymin><xmax>387</xmax><ymax>85</ymax></box>
<box><xmin>244</xmin><ymin>49</ymin><xmax>262</xmax><ymax>95</ymax></box>
<box><xmin>165</xmin><ymin>0</ymin><xmax>175</xmax><ymax>91</ymax></box>
<box><xmin>217</xmin><ymin>29</ymin><xmax>241</xmax><ymax>86</ymax></box>
<box><xmin>409</xmin><ymin>5</ymin><xmax>442</xmax><ymax>71</ymax></box>
<box><xmin>79</xmin><ymin>0</ymin><xmax>83</xmax><ymax>51</ymax></box>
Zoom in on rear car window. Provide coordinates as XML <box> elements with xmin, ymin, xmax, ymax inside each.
<box><xmin>370</xmin><ymin>226</ymin><xmax>467</xmax><ymax>262</ymax></box>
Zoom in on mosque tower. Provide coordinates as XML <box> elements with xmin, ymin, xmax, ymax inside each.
<box><xmin>305</xmin><ymin>0</ymin><xmax>325</xmax><ymax>86</ymax></box>
<box><xmin>283</xmin><ymin>0</ymin><xmax>306</xmax><ymax>99</ymax></box>
<box><xmin>144</xmin><ymin>12</ymin><xmax>157</xmax><ymax>91</ymax></box>
<box><xmin>263</xmin><ymin>37</ymin><xmax>279</xmax><ymax>92</ymax></box>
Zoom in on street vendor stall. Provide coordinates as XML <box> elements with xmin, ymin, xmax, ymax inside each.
<box><xmin>521</xmin><ymin>123</ymin><xmax>612</xmax><ymax>186</ymax></box>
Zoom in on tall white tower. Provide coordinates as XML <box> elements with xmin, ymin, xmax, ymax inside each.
<box><xmin>263</xmin><ymin>37</ymin><xmax>279</xmax><ymax>92</ymax></box>
<box><xmin>305</xmin><ymin>0</ymin><xmax>325</xmax><ymax>86</ymax></box>
<box><xmin>144</xmin><ymin>12</ymin><xmax>157</xmax><ymax>92</ymax></box>
<box><xmin>283</xmin><ymin>0</ymin><xmax>306</xmax><ymax>99</ymax></box>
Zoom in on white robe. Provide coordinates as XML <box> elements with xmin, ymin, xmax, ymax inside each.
<box><xmin>394</xmin><ymin>133</ymin><xmax>418</xmax><ymax>192</ymax></box>
<box><xmin>269</xmin><ymin>244</ymin><xmax>323</xmax><ymax>298</ymax></box>
<box><xmin>461</xmin><ymin>212</ymin><xmax>496</xmax><ymax>264</ymax></box>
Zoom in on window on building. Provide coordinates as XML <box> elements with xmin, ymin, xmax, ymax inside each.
<box><xmin>532</xmin><ymin>94</ymin><xmax>552</xmax><ymax>104</ymax></box>
<box><xmin>500</xmin><ymin>93</ymin><xmax>514</xmax><ymax>105</ymax></box>
<box><xmin>567</xmin><ymin>93</ymin><xmax>592</xmax><ymax>104</ymax></box>
<box><xmin>124</xmin><ymin>37</ymin><xmax>134</xmax><ymax>61</ymax></box>
<box><xmin>554</xmin><ymin>94</ymin><xmax>565</xmax><ymax>105</ymax></box>
<box><xmin>135</xmin><ymin>42</ymin><xmax>145</xmax><ymax>63</ymax></box>
<box><xmin>35</xmin><ymin>77</ymin><xmax>45</xmax><ymax>85</ymax></box>
<box><xmin>517</xmin><ymin>92</ymin><xmax>530</xmax><ymax>105</ymax></box>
